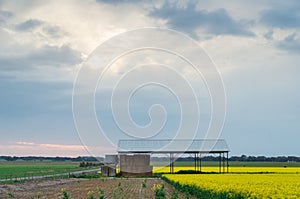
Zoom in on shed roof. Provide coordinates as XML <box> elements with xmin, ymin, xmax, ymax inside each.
<box><xmin>118</xmin><ymin>139</ymin><xmax>229</xmax><ymax>153</ymax></box>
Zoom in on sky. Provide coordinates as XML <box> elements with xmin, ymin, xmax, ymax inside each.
<box><xmin>0</xmin><ymin>0</ymin><xmax>299</xmax><ymax>157</ymax></box>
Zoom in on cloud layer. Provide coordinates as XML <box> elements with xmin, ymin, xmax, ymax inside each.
<box><xmin>150</xmin><ymin>2</ymin><xmax>254</xmax><ymax>38</ymax></box>
<box><xmin>0</xmin><ymin>0</ymin><xmax>299</xmax><ymax>156</ymax></box>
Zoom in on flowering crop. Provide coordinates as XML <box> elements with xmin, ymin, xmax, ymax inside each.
<box><xmin>154</xmin><ymin>166</ymin><xmax>300</xmax><ymax>173</ymax></box>
<box><xmin>163</xmin><ymin>173</ymin><xmax>300</xmax><ymax>198</ymax></box>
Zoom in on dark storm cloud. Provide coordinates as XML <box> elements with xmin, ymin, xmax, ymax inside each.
<box><xmin>150</xmin><ymin>2</ymin><xmax>254</xmax><ymax>38</ymax></box>
<box><xmin>276</xmin><ymin>33</ymin><xmax>300</xmax><ymax>53</ymax></box>
<box><xmin>259</xmin><ymin>1</ymin><xmax>300</xmax><ymax>29</ymax></box>
<box><xmin>0</xmin><ymin>45</ymin><xmax>82</xmax><ymax>71</ymax></box>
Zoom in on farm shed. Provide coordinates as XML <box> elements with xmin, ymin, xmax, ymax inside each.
<box><xmin>118</xmin><ymin>139</ymin><xmax>230</xmax><ymax>174</ymax></box>
<box><xmin>101</xmin><ymin>164</ymin><xmax>116</xmax><ymax>177</ymax></box>
<box><xmin>119</xmin><ymin>154</ymin><xmax>153</xmax><ymax>176</ymax></box>
<box><xmin>101</xmin><ymin>155</ymin><xmax>118</xmax><ymax>177</ymax></box>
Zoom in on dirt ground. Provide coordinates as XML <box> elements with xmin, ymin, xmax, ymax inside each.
<box><xmin>0</xmin><ymin>178</ymin><xmax>194</xmax><ymax>199</ymax></box>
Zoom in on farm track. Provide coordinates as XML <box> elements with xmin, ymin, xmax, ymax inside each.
<box><xmin>0</xmin><ymin>178</ymin><xmax>194</xmax><ymax>199</ymax></box>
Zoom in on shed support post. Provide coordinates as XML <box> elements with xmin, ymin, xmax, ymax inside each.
<box><xmin>223</xmin><ymin>152</ymin><xmax>225</xmax><ymax>173</ymax></box>
<box><xmin>200</xmin><ymin>153</ymin><xmax>202</xmax><ymax>173</ymax></box>
<box><xmin>227</xmin><ymin>152</ymin><xmax>229</xmax><ymax>173</ymax></box>
<box><xmin>170</xmin><ymin>153</ymin><xmax>171</xmax><ymax>173</ymax></box>
<box><xmin>219</xmin><ymin>153</ymin><xmax>221</xmax><ymax>173</ymax></box>
<box><xmin>169</xmin><ymin>153</ymin><xmax>174</xmax><ymax>174</ymax></box>
<box><xmin>194</xmin><ymin>153</ymin><xmax>197</xmax><ymax>171</ymax></box>
<box><xmin>196</xmin><ymin>153</ymin><xmax>199</xmax><ymax>172</ymax></box>
<box><xmin>172</xmin><ymin>153</ymin><xmax>174</xmax><ymax>173</ymax></box>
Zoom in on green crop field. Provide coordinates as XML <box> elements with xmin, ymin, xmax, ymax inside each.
<box><xmin>0</xmin><ymin>162</ymin><xmax>83</xmax><ymax>180</ymax></box>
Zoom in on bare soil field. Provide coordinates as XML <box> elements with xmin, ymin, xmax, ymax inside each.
<box><xmin>0</xmin><ymin>178</ymin><xmax>193</xmax><ymax>199</ymax></box>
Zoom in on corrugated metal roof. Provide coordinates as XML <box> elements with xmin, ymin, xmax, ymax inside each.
<box><xmin>118</xmin><ymin>139</ymin><xmax>229</xmax><ymax>153</ymax></box>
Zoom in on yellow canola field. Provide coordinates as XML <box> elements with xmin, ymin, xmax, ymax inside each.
<box><xmin>154</xmin><ymin>166</ymin><xmax>300</xmax><ymax>173</ymax></box>
<box><xmin>163</xmin><ymin>173</ymin><xmax>300</xmax><ymax>199</ymax></box>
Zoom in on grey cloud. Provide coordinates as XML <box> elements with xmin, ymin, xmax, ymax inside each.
<box><xmin>30</xmin><ymin>45</ymin><xmax>82</xmax><ymax>66</ymax></box>
<box><xmin>95</xmin><ymin>0</ymin><xmax>141</xmax><ymax>4</ymax></box>
<box><xmin>15</xmin><ymin>19</ymin><xmax>43</xmax><ymax>31</ymax></box>
<box><xmin>150</xmin><ymin>3</ymin><xmax>254</xmax><ymax>38</ymax></box>
<box><xmin>259</xmin><ymin>1</ymin><xmax>300</xmax><ymax>53</ymax></box>
<box><xmin>0</xmin><ymin>45</ymin><xmax>82</xmax><ymax>71</ymax></box>
<box><xmin>259</xmin><ymin>1</ymin><xmax>300</xmax><ymax>29</ymax></box>
<box><xmin>264</xmin><ymin>30</ymin><xmax>273</xmax><ymax>40</ymax></box>
<box><xmin>0</xmin><ymin>9</ymin><xmax>13</xmax><ymax>25</ymax></box>
<box><xmin>14</xmin><ymin>18</ymin><xmax>66</xmax><ymax>38</ymax></box>
<box><xmin>0</xmin><ymin>9</ymin><xmax>13</xmax><ymax>19</ymax></box>
<box><xmin>276</xmin><ymin>33</ymin><xmax>300</xmax><ymax>53</ymax></box>
<box><xmin>42</xmin><ymin>25</ymin><xmax>66</xmax><ymax>38</ymax></box>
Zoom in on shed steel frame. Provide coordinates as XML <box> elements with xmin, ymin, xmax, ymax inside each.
<box><xmin>118</xmin><ymin>139</ymin><xmax>230</xmax><ymax>173</ymax></box>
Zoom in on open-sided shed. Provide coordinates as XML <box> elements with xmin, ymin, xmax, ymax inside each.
<box><xmin>118</xmin><ymin>139</ymin><xmax>230</xmax><ymax>173</ymax></box>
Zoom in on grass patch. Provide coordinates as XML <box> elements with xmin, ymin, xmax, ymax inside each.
<box><xmin>70</xmin><ymin>173</ymin><xmax>102</xmax><ymax>179</ymax></box>
<box><xmin>0</xmin><ymin>162</ymin><xmax>78</xmax><ymax>175</ymax></box>
<box><xmin>0</xmin><ymin>162</ymin><xmax>100</xmax><ymax>181</ymax></box>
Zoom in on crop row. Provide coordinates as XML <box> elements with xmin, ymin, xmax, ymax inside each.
<box><xmin>163</xmin><ymin>173</ymin><xmax>300</xmax><ymax>199</ymax></box>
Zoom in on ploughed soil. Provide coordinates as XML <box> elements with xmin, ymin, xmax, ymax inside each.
<box><xmin>0</xmin><ymin>178</ymin><xmax>194</xmax><ymax>199</ymax></box>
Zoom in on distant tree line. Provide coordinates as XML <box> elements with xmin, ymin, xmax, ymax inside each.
<box><xmin>79</xmin><ymin>161</ymin><xmax>103</xmax><ymax>167</ymax></box>
<box><xmin>152</xmin><ymin>155</ymin><xmax>300</xmax><ymax>162</ymax></box>
<box><xmin>0</xmin><ymin>156</ymin><xmax>104</xmax><ymax>162</ymax></box>
<box><xmin>1</xmin><ymin>155</ymin><xmax>300</xmax><ymax>162</ymax></box>
<box><xmin>229</xmin><ymin>155</ymin><xmax>300</xmax><ymax>162</ymax></box>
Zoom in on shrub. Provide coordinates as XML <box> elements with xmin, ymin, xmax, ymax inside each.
<box><xmin>142</xmin><ymin>179</ymin><xmax>147</xmax><ymax>188</ymax></box>
<box><xmin>152</xmin><ymin>183</ymin><xmax>166</xmax><ymax>199</ymax></box>
<box><xmin>6</xmin><ymin>192</ymin><xmax>15</xmax><ymax>198</ymax></box>
<box><xmin>171</xmin><ymin>191</ymin><xmax>179</xmax><ymax>199</ymax></box>
<box><xmin>87</xmin><ymin>190</ymin><xmax>95</xmax><ymax>199</ymax></box>
<box><xmin>61</xmin><ymin>188</ymin><xmax>70</xmax><ymax>199</ymax></box>
<box><xmin>97</xmin><ymin>187</ymin><xmax>105</xmax><ymax>199</ymax></box>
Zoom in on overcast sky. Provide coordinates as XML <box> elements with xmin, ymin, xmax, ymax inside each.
<box><xmin>0</xmin><ymin>0</ymin><xmax>299</xmax><ymax>157</ymax></box>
